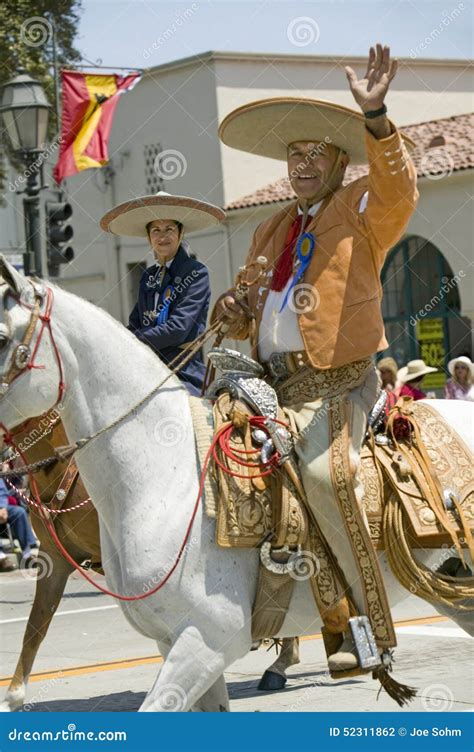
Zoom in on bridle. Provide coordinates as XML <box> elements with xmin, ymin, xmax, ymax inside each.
<box><xmin>0</xmin><ymin>281</ymin><xmax>65</xmax><ymax>419</ymax></box>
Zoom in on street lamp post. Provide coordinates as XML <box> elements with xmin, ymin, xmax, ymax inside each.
<box><xmin>0</xmin><ymin>69</ymin><xmax>51</xmax><ymax>277</ymax></box>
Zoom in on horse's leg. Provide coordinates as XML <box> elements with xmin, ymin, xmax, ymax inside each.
<box><xmin>139</xmin><ymin>626</ymin><xmax>236</xmax><ymax>712</ymax></box>
<box><xmin>258</xmin><ymin>637</ymin><xmax>300</xmax><ymax>691</ymax></box>
<box><xmin>0</xmin><ymin>552</ymin><xmax>73</xmax><ymax>711</ymax></box>
<box><xmin>192</xmin><ymin>674</ymin><xmax>229</xmax><ymax>712</ymax></box>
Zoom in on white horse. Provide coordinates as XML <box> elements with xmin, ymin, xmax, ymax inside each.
<box><xmin>0</xmin><ymin>257</ymin><xmax>471</xmax><ymax>712</ymax></box>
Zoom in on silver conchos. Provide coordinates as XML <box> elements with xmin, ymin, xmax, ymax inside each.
<box><xmin>367</xmin><ymin>389</ymin><xmax>388</xmax><ymax>431</ymax></box>
<box><xmin>208</xmin><ymin>375</ymin><xmax>278</xmax><ymax>419</ymax></box>
<box><xmin>14</xmin><ymin>344</ymin><xmax>31</xmax><ymax>370</ymax></box>
<box><xmin>207</xmin><ymin>347</ymin><xmax>264</xmax><ymax>377</ymax></box>
<box><xmin>260</xmin><ymin>542</ymin><xmax>302</xmax><ymax>575</ymax></box>
<box><xmin>207</xmin><ymin>348</ymin><xmax>277</xmax><ymax>419</ymax></box>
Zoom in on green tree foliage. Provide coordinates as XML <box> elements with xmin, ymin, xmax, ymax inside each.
<box><xmin>0</xmin><ymin>0</ymin><xmax>82</xmax><ymax>193</ymax></box>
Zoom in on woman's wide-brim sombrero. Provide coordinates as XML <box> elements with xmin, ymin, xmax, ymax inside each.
<box><xmin>397</xmin><ymin>359</ymin><xmax>438</xmax><ymax>384</ymax></box>
<box><xmin>100</xmin><ymin>192</ymin><xmax>225</xmax><ymax>238</ymax></box>
<box><xmin>218</xmin><ymin>97</ymin><xmax>415</xmax><ymax>164</ymax></box>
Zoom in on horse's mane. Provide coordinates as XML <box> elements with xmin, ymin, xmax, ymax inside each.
<box><xmin>47</xmin><ymin>282</ymin><xmax>179</xmax><ymax>379</ymax></box>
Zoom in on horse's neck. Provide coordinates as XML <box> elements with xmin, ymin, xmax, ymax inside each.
<box><xmin>50</xmin><ymin>289</ymin><xmax>197</xmax><ymax>544</ymax></box>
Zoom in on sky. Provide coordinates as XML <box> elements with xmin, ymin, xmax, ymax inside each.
<box><xmin>76</xmin><ymin>0</ymin><xmax>473</xmax><ymax>71</ymax></box>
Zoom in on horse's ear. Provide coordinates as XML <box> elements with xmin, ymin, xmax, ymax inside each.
<box><xmin>0</xmin><ymin>254</ymin><xmax>28</xmax><ymax>296</ymax></box>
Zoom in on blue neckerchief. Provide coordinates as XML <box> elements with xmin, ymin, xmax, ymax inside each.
<box><xmin>279</xmin><ymin>232</ymin><xmax>315</xmax><ymax>312</ymax></box>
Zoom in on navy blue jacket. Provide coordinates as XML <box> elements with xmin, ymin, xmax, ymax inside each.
<box><xmin>128</xmin><ymin>246</ymin><xmax>210</xmax><ymax>395</ymax></box>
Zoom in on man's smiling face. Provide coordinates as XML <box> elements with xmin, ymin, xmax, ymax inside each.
<box><xmin>287</xmin><ymin>141</ymin><xmax>348</xmax><ymax>202</ymax></box>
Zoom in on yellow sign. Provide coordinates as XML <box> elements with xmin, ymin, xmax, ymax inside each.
<box><xmin>415</xmin><ymin>318</ymin><xmax>446</xmax><ymax>389</ymax></box>
<box><xmin>416</xmin><ymin>318</ymin><xmax>444</xmax><ymax>341</ymax></box>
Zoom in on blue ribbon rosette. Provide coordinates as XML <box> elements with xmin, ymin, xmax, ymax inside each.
<box><xmin>279</xmin><ymin>232</ymin><xmax>315</xmax><ymax>313</ymax></box>
<box><xmin>156</xmin><ymin>285</ymin><xmax>173</xmax><ymax>324</ymax></box>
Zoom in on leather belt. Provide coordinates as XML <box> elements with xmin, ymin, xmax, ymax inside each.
<box><xmin>265</xmin><ymin>351</ymin><xmax>310</xmax><ymax>381</ymax></box>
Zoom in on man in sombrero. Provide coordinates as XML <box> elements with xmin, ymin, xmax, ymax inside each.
<box><xmin>101</xmin><ymin>192</ymin><xmax>225</xmax><ymax>395</ymax></box>
<box><xmin>215</xmin><ymin>45</ymin><xmax>419</xmax><ymax>674</ymax></box>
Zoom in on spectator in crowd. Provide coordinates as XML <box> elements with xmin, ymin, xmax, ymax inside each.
<box><xmin>377</xmin><ymin>356</ymin><xmax>399</xmax><ymax>392</ymax></box>
<box><xmin>0</xmin><ymin>473</ymin><xmax>38</xmax><ymax>572</ymax></box>
<box><xmin>444</xmin><ymin>355</ymin><xmax>474</xmax><ymax>401</ymax></box>
<box><xmin>397</xmin><ymin>359</ymin><xmax>437</xmax><ymax>400</ymax></box>
<box><xmin>377</xmin><ymin>356</ymin><xmax>400</xmax><ymax>413</ymax></box>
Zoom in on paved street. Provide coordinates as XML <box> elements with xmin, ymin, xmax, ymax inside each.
<box><xmin>0</xmin><ymin>568</ymin><xmax>472</xmax><ymax>713</ymax></box>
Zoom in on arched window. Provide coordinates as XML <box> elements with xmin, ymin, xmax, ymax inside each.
<box><xmin>380</xmin><ymin>236</ymin><xmax>467</xmax><ymax>391</ymax></box>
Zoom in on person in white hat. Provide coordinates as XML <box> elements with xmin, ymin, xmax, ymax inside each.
<box><xmin>101</xmin><ymin>192</ymin><xmax>225</xmax><ymax>395</ymax></box>
<box><xmin>444</xmin><ymin>355</ymin><xmax>474</xmax><ymax>401</ymax></box>
<box><xmin>397</xmin><ymin>359</ymin><xmax>438</xmax><ymax>400</ymax></box>
<box><xmin>213</xmin><ymin>44</ymin><xmax>419</xmax><ymax>676</ymax></box>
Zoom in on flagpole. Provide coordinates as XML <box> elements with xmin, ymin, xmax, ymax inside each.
<box><xmin>63</xmin><ymin>65</ymin><xmax>145</xmax><ymax>72</ymax></box>
<box><xmin>49</xmin><ymin>18</ymin><xmax>61</xmax><ymax>128</ymax></box>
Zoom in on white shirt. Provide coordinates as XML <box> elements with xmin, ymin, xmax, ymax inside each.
<box><xmin>258</xmin><ymin>193</ymin><xmax>369</xmax><ymax>362</ymax></box>
<box><xmin>258</xmin><ymin>201</ymin><xmax>321</xmax><ymax>362</ymax></box>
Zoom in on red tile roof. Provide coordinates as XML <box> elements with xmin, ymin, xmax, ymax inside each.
<box><xmin>226</xmin><ymin>112</ymin><xmax>473</xmax><ymax>210</ymax></box>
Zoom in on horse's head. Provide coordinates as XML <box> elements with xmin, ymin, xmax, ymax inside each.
<box><xmin>0</xmin><ymin>255</ymin><xmax>64</xmax><ymax>446</ymax></box>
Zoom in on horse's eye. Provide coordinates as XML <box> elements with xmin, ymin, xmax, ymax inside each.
<box><xmin>0</xmin><ymin>335</ymin><xmax>10</xmax><ymax>351</ymax></box>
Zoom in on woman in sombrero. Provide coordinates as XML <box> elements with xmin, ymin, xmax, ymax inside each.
<box><xmin>444</xmin><ymin>355</ymin><xmax>474</xmax><ymax>401</ymax></box>
<box><xmin>397</xmin><ymin>358</ymin><xmax>437</xmax><ymax>400</ymax></box>
<box><xmin>100</xmin><ymin>192</ymin><xmax>225</xmax><ymax>395</ymax></box>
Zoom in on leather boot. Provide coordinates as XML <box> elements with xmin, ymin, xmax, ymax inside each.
<box><xmin>327</xmin><ymin>634</ymin><xmax>359</xmax><ymax>672</ymax></box>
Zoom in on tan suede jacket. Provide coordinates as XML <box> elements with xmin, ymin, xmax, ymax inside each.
<box><xmin>224</xmin><ymin>126</ymin><xmax>419</xmax><ymax>370</ymax></box>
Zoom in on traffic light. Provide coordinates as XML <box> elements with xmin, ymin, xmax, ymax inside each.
<box><xmin>45</xmin><ymin>199</ymin><xmax>74</xmax><ymax>276</ymax></box>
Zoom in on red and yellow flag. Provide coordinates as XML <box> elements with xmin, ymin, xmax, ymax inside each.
<box><xmin>53</xmin><ymin>70</ymin><xmax>141</xmax><ymax>184</ymax></box>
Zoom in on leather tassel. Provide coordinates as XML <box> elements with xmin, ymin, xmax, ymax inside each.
<box><xmin>373</xmin><ymin>665</ymin><xmax>417</xmax><ymax>707</ymax></box>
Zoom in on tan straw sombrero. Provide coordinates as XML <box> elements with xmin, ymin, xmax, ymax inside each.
<box><xmin>398</xmin><ymin>359</ymin><xmax>437</xmax><ymax>384</ymax></box>
<box><xmin>100</xmin><ymin>191</ymin><xmax>225</xmax><ymax>237</ymax></box>
<box><xmin>219</xmin><ymin>97</ymin><xmax>415</xmax><ymax>164</ymax></box>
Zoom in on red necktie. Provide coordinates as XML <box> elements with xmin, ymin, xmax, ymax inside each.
<box><xmin>271</xmin><ymin>213</ymin><xmax>310</xmax><ymax>292</ymax></box>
